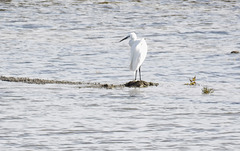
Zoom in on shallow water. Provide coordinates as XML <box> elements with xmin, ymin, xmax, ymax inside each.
<box><xmin>0</xmin><ymin>0</ymin><xmax>240</xmax><ymax>150</ymax></box>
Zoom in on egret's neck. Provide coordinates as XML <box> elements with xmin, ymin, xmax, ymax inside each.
<box><xmin>128</xmin><ymin>39</ymin><xmax>134</xmax><ymax>47</ymax></box>
<box><xmin>129</xmin><ymin>37</ymin><xmax>137</xmax><ymax>47</ymax></box>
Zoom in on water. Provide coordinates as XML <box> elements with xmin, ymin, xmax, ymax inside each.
<box><xmin>0</xmin><ymin>0</ymin><xmax>240</xmax><ymax>150</ymax></box>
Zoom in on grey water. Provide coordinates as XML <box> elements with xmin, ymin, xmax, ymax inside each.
<box><xmin>0</xmin><ymin>0</ymin><xmax>240</xmax><ymax>150</ymax></box>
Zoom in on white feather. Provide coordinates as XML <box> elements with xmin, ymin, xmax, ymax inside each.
<box><xmin>129</xmin><ymin>35</ymin><xmax>147</xmax><ymax>71</ymax></box>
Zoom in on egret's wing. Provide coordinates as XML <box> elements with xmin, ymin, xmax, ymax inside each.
<box><xmin>137</xmin><ymin>39</ymin><xmax>147</xmax><ymax>67</ymax></box>
<box><xmin>130</xmin><ymin>46</ymin><xmax>140</xmax><ymax>71</ymax></box>
<box><xmin>130</xmin><ymin>39</ymin><xmax>147</xmax><ymax>71</ymax></box>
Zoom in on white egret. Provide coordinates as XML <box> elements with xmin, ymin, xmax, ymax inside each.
<box><xmin>120</xmin><ymin>32</ymin><xmax>148</xmax><ymax>81</ymax></box>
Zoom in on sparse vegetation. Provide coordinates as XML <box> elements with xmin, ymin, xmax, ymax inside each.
<box><xmin>184</xmin><ymin>76</ymin><xmax>214</xmax><ymax>95</ymax></box>
<box><xmin>202</xmin><ymin>86</ymin><xmax>214</xmax><ymax>94</ymax></box>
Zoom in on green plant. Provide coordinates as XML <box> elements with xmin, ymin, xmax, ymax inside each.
<box><xmin>185</xmin><ymin>76</ymin><xmax>196</xmax><ymax>85</ymax></box>
<box><xmin>202</xmin><ymin>86</ymin><xmax>214</xmax><ymax>94</ymax></box>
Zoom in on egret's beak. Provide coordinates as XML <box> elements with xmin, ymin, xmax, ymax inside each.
<box><xmin>119</xmin><ymin>35</ymin><xmax>130</xmax><ymax>42</ymax></box>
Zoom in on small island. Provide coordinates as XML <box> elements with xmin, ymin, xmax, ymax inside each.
<box><xmin>0</xmin><ymin>76</ymin><xmax>159</xmax><ymax>89</ymax></box>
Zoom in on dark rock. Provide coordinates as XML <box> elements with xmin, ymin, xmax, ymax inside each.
<box><xmin>124</xmin><ymin>80</ymin><xmax>159</xmax><ymax>88</ymax></box>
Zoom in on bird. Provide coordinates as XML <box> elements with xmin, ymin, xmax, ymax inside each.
<box><xmin>119</xmin><ymin>32</ymin><xmax>148</xmax><ymax>81</ymax></box>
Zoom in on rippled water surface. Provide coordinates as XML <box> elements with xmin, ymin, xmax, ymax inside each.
<box><xmin>1</xmin><ymin>0</ymin><xmax>240</xmax><ymax>150</ymax></box>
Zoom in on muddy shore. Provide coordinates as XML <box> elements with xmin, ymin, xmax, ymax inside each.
<box><xmin>0</xmin><ymin>76</ymin><xmax>159</xmax><ymax>89</ymax></box>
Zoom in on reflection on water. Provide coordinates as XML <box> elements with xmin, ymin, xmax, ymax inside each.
<box><xmin>0</xmin><ymin>0</ymin><xmax>240</xmax><ymax>150</ymax></box>
<box><xmin>128</xmin><ymin>88</ymin><xmax>142</xmax><ymax>97</ymax></box>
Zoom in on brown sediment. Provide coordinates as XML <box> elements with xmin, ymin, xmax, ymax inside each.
<box><xmin>81</xmin><ymin>83</ymin><xmax>125</xmax><ymax>89</ymax></box>
<box><xmin>231</xmin><ymin>51</ymin><xmax>239</xmax><ymax>54</ymax></box>
<box><xmin>0</xmin><ymin>76</ymin><xmax>83</xmax><ymax>85</ymax></box>
<box><xmin>0</xmin><ymin>76</ymin><xmax>158</xmax><ymax>89</ymax></box>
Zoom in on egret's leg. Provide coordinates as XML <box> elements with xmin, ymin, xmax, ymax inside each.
<box><xmin>135</xmin><ymin>70</ymin><xmax>137</xmax><ymax>81</ymax></box>
<box><xmin>139</xmin><ymin>66</ymin><xmax>141</xmax><ymax>81</ymax></box>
